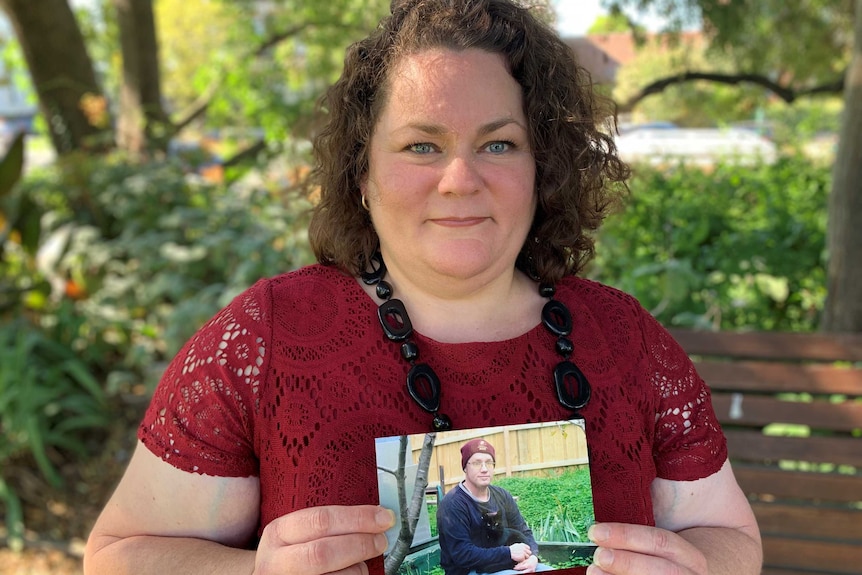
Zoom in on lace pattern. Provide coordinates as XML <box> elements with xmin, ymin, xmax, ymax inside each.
<box><xmin>139</xmin><ymin>265</ymin><xmax>727</xmax><ymax>534</ymax></box>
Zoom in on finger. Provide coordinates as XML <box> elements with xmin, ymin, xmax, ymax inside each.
<box><xmin>256</xmin><ymin>532</ymin><xmax>388</xmax><ymax>575</ymax></box>
<box><xmin>589</xmin><ymin>546</ymin><xmax>695</xmax><ymax>575</ymax></box>
<box><xmin>588</xmin><ymin>523</ymin><xmax>703</xmax><ymax>575</ymax></box>
<box><xmin>268</xmin><ymin>506</ymin><xmax>395</xmax><ymax>545</ymax></box>
<box><xmin>589</xmin><ymin>523</ymin><xmax>688</xmax><ymax>562</ymax></box>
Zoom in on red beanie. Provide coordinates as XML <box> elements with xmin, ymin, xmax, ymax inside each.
<box><xmin>461</xmin><ymin>438</ymin><xmax>496</xmax><ymax>470</ymax></box>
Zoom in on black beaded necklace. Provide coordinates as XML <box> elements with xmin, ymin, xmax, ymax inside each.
<box><xmin>362</xmin><ymin>253</ymin><xmax>591</xmax><ymax>431</ymax></box>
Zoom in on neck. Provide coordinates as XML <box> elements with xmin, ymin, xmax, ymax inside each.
<box><xmin>463</xmin><ymin>481</ymin><xmax>490</xmax><ymax>501</ymax></box>
<box><xmin>361</xmin><ymin>261</ymin><xmax>544</xmax><ymax>343</ymax></box>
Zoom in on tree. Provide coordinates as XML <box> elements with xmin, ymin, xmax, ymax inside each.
<box><xmin>603</xmin><ymin>0</ymin><xmax>862</xmax><ymax>332</ymax></box>
<box><xmin>379</xmin><ymin>433</ymin><xmax>437</xmax><ymax>575</ymax></box>
<box><xmin>0</xmin><ymin>0</ymin><xmax>112</xmax><ymax>154</ymax></box>
<box><xmin>823</xmin><ymin>0</ymin><xmax>862</xmax><ymax>332</ymax></box>
<box><xmin>113</xmin><ymin>0</ymin><xmax>170</xmax><ymax>154</ymax></box>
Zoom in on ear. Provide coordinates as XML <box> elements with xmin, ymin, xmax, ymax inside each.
<box><xmin>359</xmin><ymin>174</ymin><xmax>368</xmax><ymax>196</ymax></box>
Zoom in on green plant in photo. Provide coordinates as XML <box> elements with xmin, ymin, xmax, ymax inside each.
<box><xmin>495</xmin><ymin>467</ymin><xmax>596</xmax><ymax>544</ymax></box>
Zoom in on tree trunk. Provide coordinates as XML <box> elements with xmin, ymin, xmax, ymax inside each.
<box><xmin>113</xmin><ymin>0</ymin><xmax>169</xmax><ymax>154</ymax></box>
<box><xmin>822</xmin><ymin>0</ymin><xmax>862</xmax><ymax>333</ymax></box>
<box><xmin>0</xmin><ymin>0</ymin><xmax>112</xmax><ymax>154</ymax></box>
<box><xmin>384</xmin><ymin>433</ymin><xmax>436</xmax><ymax>575</ymax></box>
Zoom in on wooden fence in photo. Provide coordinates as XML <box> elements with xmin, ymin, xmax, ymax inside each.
<box><xmin>410</xmin><ymin>421</ymin><xmax>589</xmax><ymax>495</ymax></box>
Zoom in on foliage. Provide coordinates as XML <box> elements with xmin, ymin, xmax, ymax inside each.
<box><xmin>763</xmin><ymin>97</ymin><xmax>843</xmax><ymax>152</ymax></box>
<box><xmin>532</xmin><ymin>507</ymin><xmax>590</xmax><ymax>543</ymax></box>
<box><xmin>0</xmin><ymin>134</ymin><xmax>36</xmax><ymax>270</ymax></box>
<box><xmin>0</xmin><ymin>317</ymin><xmax>109</xmax><ymax>550</ymax></box>
<box><xmin>589</xmin><ymin>154</ymin><xmax>830</xmax><ymax>331</ymax></box>
<box><xmin>11</xmin><ymin>153</ymin><xmax>314</xmax><ymax>394</ymax></box>
<box><xmin>588</xmin><ymin>11</ymin><xmax>637</xmax><ymax>34</ymax></box>
<box><xmin>604</xmin><ymin>0</ymin><xmax>854</xmax><ymax>86</ymax></box>
<box><xmin>612</xmin><ymin>32</ymin><xmax>768</xmax><ymax>127</ymax></box>
<box><xmin>494</xmin><ymin>467</ymin><xmax>595</xmax><ymax>544</ymax></box>
<box><xmin>153</xmin><ymin>0</ymin><xmax>391</xmax><ymax>146</ymax></box>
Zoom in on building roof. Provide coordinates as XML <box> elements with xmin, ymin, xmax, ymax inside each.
<box><xmin>564</xmin><ymin>31</ymin><xmax>705</xmax><ymax>85</ymax></box>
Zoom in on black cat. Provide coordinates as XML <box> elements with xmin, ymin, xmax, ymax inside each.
<box><xmin>482</xmin><ymin>510</ymin><xmax>529</xmax><ymax>547</ymax></box>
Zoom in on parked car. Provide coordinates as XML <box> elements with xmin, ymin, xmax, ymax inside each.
<box><xmin>614</xmin><ymin>127</ymin><xmax>778</xmax><ymax>166</ymax></box>
<box><xmin>617</xmin><ymin>121</ymin><xmax>679</xmax><ymax>134</ymax></box>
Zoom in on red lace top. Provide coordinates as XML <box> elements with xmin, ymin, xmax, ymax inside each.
<box><xmin>139</xmin><ymin>265</ymin><xmax>726</xmax><ymax>568</ymax></box>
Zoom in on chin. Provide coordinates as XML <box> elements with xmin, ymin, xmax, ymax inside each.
<box><xmin>425</xmin><ymin>246</ymin><xmax>503</xmax><ymax>278</ymax></box>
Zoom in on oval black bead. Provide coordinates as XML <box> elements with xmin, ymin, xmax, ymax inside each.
<box><xmin>406</xmin><ymin>363</ymin><xmax>442</xmax><ymax>413</ymax></box>
<box><xmin>542</xmin><ymin>299</ymin><xmax>573</xmax><ymax>337</ymax></box>
<box><xmin>432</xmin><ymin>413</ymin><xmax>453</xmax><ymax>431</ymax></box>
<box><xmin>378</xmin><ymin>299</ymin><xmax>413</xmax><ymax>342</ymax></box>
<box><xmin>376</xmin><ymin>281</ymin><xmax>393</xmax><ymax>300</ymax></box>
<box><xmin>555</xmin><ymin>337</ymin><xmax>574</xmax><ymax>357</ymax></box>
<box><xmin>401</xmin><ymin>341</ymin><xmax>419</xmax><ymax>362</ymax></box>
<box><xmin>539</xmin><ymin>283</ymin><xmax>556</xmax><ymax>298</ymax></box>
<box><xmin>360</xmin><ymin>252</ymin><xmax>386</xmax><ymax>285</ymax></box>
<box><xmin>553</xmin><ymin>360</ymin><xmax>591</xmax><ymax>411</ymax></box>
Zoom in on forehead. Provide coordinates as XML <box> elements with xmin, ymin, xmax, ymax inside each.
<box><xmin>378</xmin><ymin>48</ymin><xmax>524</xmax><ymax>124</ymax></box>
<box><xmin>468</xmin><ymin>452</ymin><xmax>495</xmax><ymax>461</ymax></box>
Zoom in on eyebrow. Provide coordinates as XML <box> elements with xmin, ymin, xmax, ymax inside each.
<box><xmin>403</xmin><ymin>117</ymin><xmax>525</xmax><ymax>137</ymax></box>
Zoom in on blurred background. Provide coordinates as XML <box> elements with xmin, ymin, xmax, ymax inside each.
<box><xmin>0</xmin><ymin>0</ymin><xmax>859</xmax><ymax>572</ymax></box>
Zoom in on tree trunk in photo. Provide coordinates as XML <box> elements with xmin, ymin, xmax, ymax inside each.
<box><xmin>1</xmin><ymin>0</ymin><xmax>113</xmax><ymax>154</ymax></box>
<box><xmin>384</xmin><ymin>433</ymin><xmax>437</xmax><ymax>575</ymax></box>
<box><xmin>113</xmin><ymin>0</ymin><xmax>170</xmax><ymax>155</ymax></box>
<box><xmin>822</xmin><ymin>0</ymin><xmax>862</xmax><ymax>333</ymax></box>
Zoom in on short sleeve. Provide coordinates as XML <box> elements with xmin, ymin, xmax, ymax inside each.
<box><xmin>640</xmin><ymin>312</ymin><xmax>728</xmax><ymax>481</ymax></box>
<box><xmin>137</xmin><ymin>279</ymin><xmax>273</xmax><ymax>477</ymax></box>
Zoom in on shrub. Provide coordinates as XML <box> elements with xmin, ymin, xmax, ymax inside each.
<box><xmin>495</xmin><ymin>467</ymin><xmax>595</xmax><ymax>544</ymax></box>
<box><xmin>589</xmin><ymin>155</ymin><xmax>829</xmax><ymax>332</ymax></box>
<box><xmin>16</xmin><ymin>153</ymin><xmax>315</xmax><ymax>394</ymax></box>
<box><xmin>0</xmin><ymin>319</ymin><xmax>109</xmax><ymax>550</ymax></box>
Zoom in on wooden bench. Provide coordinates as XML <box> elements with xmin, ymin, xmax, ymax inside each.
<box><xmin>669</xmin><ymin>329</ymin><xmax>862</xmax><ymax>575</ymax></box>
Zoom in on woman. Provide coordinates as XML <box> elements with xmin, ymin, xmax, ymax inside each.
<box><xmin>84</xmin><ymin>1</ymin><xmax>762</xmax><ymax>574</ymax></box>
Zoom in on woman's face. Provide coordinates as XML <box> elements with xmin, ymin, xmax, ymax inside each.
<box><xmin>362</xmin><ymin>48</ymin><xmax>536</xmax><ymax>287</ymax></box>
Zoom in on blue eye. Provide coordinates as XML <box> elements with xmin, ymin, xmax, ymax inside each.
<box><xmin>409</xmin><ymin>142</ymin><xmax>435</xmax><ymax>154</ymax></box>
<box><xmin>487</xmin><ymin>141</ymin><xmax>513</xmax><ymax>153</ymax></box>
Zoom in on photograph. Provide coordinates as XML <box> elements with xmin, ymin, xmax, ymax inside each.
<box><xmin>375</xmin><ymin>420</ymin><xmax>597</xmax><ymax>575</ymax></box>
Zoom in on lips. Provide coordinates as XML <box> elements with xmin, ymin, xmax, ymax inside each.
<box><xmin>430</xmin><ymin>217</ymin><xmax>488</xmax><ymax>227</ymax></box>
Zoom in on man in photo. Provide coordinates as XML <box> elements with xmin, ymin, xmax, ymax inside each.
<box><xmin>437</xmin><ymin>439</ymin><xmax>554</xmax><ymax>575</ymax></box>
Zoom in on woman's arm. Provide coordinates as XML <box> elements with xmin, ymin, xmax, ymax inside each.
<box><xmin>84</xmin><ymin>441</ymin><xmax>393</xmax><ymax>575</ymax></box>
<box><xmin>586</xmin><ymin>459</ymin><xmax>762</xmax><ymax>575</ymax></box>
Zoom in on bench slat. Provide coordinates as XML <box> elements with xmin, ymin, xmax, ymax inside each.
<box><xmin>752</xmin><ymin>502</ymin><xmax>862</xmax><ymax>542</ymax></box>
<box><xmin>734</xmin><ymin>466</ymin><xmax>862</xmax><ymax>503</ymax></box>
<box><xmin>762</xmin><ymin>536</ymin><xmax>862</xmax><ymax>574</ymax></box>
<box><xmin>669</xmin><ymin>329</ymin><xmax>862</xmax><ymax>362</ymax></box>
<box><xmin>712</xmin><ymin>393</ymin><xmax>862</xmax><ymax>431</ymax></box>
<box><xmin>695</xmin><ymin>361</ymin><xmax>862</xmax><ymax>396</ymax></box>
<box><xmin>725</xmin><ymin>430</ymin><xmax>862</xmax><ymax>467</ymax></box>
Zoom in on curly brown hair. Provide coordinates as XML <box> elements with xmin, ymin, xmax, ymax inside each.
<box><xmin>308</xmin><ymin>0</ymin><xmax>630</xmax><ymax>284</ymax></box>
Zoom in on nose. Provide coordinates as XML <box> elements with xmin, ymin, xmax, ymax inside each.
<box><xmin>438</xmin><ymin>153</ymin><xmax>482</xmax><ymax>196</ymax></box>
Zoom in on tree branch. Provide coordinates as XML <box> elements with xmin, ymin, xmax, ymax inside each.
<box><xmin>170</xmin><ymin>23</ymin><xmax>313</xmax><ymax>132</ymax></box>
<box><xmin>619</xmin><ymin>70</ymin><xmax>846</xmax><ymax>112</ymax></box>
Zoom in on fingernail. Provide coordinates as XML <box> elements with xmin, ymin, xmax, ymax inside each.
<box><xmin>594</xmin><ymin>547</ymin><xmax>614</xmax><ymax>568</ymax></box>
<box><xmin>588</xmin><ymin>523</ymin><xmax>610</xmax><ymax>543</ymax></box>
<box><xmin>376</xmin><ymin>507</ymin><xmax>396</xmax><ymax>528</ymax></box>
<box><xmin>374</xmin><ymin>533</ymin><xmax>389</xmax><ymax>553</ymax></box>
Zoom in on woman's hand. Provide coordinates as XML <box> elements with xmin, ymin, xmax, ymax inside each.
<box><xmin>253</xmin><ymin>505</ymin><xmax>396</xmax><ymax>575</ymax></box>
<box><xmin>586</xmin><ymin>523</ymin><xmax>708</xmax><ymax>575</ymax></box>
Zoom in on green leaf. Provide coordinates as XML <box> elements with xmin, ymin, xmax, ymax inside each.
<box><xmin>24</xmin><ymin>416</ymin><xmax>63</xmax><ymax>488</ymax></box>
<box><xmin>0</xmin><ymin>132</ymin><xmax>24</xmax><ymax>199</ymax></box>
<box><xmin>0</xmin><ymin>476</ymin><xmax>24</xmax><ymax>552</ymax></box>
